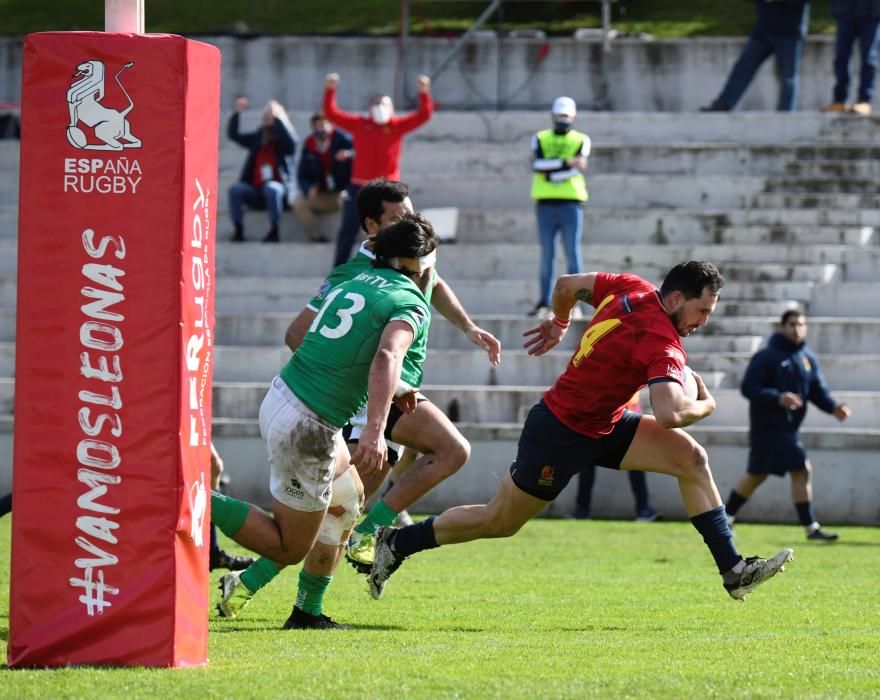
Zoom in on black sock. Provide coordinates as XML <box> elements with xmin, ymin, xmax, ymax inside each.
<box><xmin>794</xmin><ymin>501</ymin><xmax>815</xmax><ymax>527</ymax></box>
<box><xmin>726</xmin><ymin>490</ymin><xmax>747</xmax><ymax>517</ymax></box>
<box><xmin>690</xmin><ymin>505</ymin><xmax>742</xmax><ymax>574</ymax></box>
<box><xmin>390</xmin><ymin>516</ymin><xmax>439</xmax><ymax>558</ymax></box>
<box><xmin>0</xmin><ymin>492</ymin><xmax>11</xmax><ymax>518</ymax></box>
<box><xmin>209</xmin><ymin>522</ymin><xmax>220</xmax><ymax>556</ymax></box>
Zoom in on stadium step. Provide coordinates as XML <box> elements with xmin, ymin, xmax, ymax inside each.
<box><xmin>752</xmin><ymin>192</ymin><xmax>880</xmax><ymax>209</ymax></box>
<box><xmin>784</xmin><ymin>158</ymin><xmax>880</xmax><ymax>178</ymax></box>
<box><xmin>764</xmin><ymin>176</ymin><xmax>880</xmax><ymax>194</ymax></box>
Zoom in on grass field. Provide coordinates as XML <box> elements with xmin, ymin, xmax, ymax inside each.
<box><xmin>0</xmin><ymin>0</ymin><xmax>837</xmax><ymax>38</ymax></box>
<box><xmin>0</xmin><ymin>517</ymin><xmax>878</xmax><ymax>698</ymax></box>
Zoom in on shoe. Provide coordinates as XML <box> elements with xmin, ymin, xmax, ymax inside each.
<box><xmin>850</xmin><ymin>102</ymin><xmax>871</xmax><ymax>116</ymax></box>
<box><xmin>345</xmin><ymin>530</ymin><xmax>376</xmax><ymax>575</ymax></box>
<box><xmin>394</xmin><ymin>509</ymin><xmax>414</xmax><ymax>527</ymax></box>
<box><xmin>216</xmin><ymin>571</ymin><xmax>254</xmax><ymax>619</ymax></box>
<box><xmin>724</xmin><ymin>548</ymin><xmax>794</xmax><ymax>600</ymax></box>
<box><xmin>822</xmin><ymin>102</ymin><xmax>848</xmax><ymax>112</ymax></box>
<box><xmin>230</xmin><ymin>224</ymin><xmax>245</xmax><ymax>242</ymax></box>
<box><xmin>568</xmin><ymin>505</ymin><xmax>591</xmax><ymax>520</ymax></box>
<box><xmin>262</xmin><ymin>225</ymin><xmax>280</xmax><ymax>243</ymax></box>
<box><xmin>727</xmin><ymin>514</ymin><xmax>736</xmax><ymax>534</ymax></box>
<box><xmin>209</xmin><ymin>548</ymin><xmax>255</xmax><ymax>571</ymax></box>
<box><xmin>368</xmin><ymin>526</ymin><xmax>406</xmax><ymax>600</ymax></box>
<box><xmin>635</xmin><ymin>508</ymin><xmax>662</xmax><ymax>523</ymax></box>
<box><xmin>807</xmin><ymin>527</ymin><xmax>839</xmax><ymax>542</ymax></box>
<box><xmin>528</xmin><ymin>302</ymin><xmax>550</xmax><ymax>319</ymax></box>
<box><xmin>283</xmin><ymin>606</ymin><xmax>351</xmax><ymax>630</ymax></box>
<box><xmin>700</xmin><ymin>99</ymin><xmax>730</xmax><ymax>112</ymax></box>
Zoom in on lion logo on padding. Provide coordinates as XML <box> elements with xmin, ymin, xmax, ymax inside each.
<box><xmin>189</xmin><ymin>472</ymin><xmax>207</xmax><ymax>548</ymax></box>
<box><xmin>66</xmin><ymin>60</ymin><xmax>142</xmax><ymax>151</ymax></box>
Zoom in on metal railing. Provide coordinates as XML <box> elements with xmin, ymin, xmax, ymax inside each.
<box><xmin>397</xmin><ymin>0</ymin><xmax>619</xmax><ymax>110</ymax></box>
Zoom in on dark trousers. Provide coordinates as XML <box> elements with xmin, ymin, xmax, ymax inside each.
<box><xmin>575</xmin><ymin>466</ymin><xmax>650</xmax><ymax>516</ymax></box>
<box><xmin>833</xmin><ymin>15</ymin><xmax>880</xmax><ymax>103</ymax></box>
<box><xmin>333</xmin><ymin>184</ymin><xmax>363</xmax><ymax>267</ymax></box>
<box><xmin>718</xmin><ymin>32</ymin><xmax>803</xmax><ymax>110</ymax></box>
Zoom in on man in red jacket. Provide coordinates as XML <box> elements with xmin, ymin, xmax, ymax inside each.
<box><xmin>323</xmin><ymin>72</ymin><xmax>433</xmax><ymax>266</ymax></box>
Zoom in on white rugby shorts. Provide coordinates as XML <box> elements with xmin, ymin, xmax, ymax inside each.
<box><xmin>259</xmin><ymin>376</ymin><xmax>340</xmax><ymax>512</ymax></box>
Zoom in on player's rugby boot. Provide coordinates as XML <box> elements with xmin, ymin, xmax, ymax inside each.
<box><xmin>368</xmin><ymin>526</ymin><xmax>406</xmax><ymax>600</ymax></box>
<box><xmin>210</xmin><ymin>547</ymin><xmax>255</xmax><ymax>572</ymax></box>
<box><xmin>283</xmin><ymin>606</ymin><xmax>351</xmax><ymax>630</ymax></box>
<box><xmin>807</xmin><ymin>528</ymin><xmax>839</xmax><ymax>542</ymax></box>
<box><xmin>345</xmin><ymin>530</ymin><xmax>376</xmax><ymax>574</ymax></box>
<box><xmin>724</xmin><ymin>548</ymin><xmax>794</xmax><ymax>600</ymax></box>
<box><xmin>216</xmin><ymin>571</ymin><xmax>254</xmax><ymax>619</ymax></box>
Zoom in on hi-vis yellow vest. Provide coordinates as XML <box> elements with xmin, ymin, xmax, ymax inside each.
<box><xmin>530</xmin><ymin>129</ymin><xmax>588</xmax><ymax>202</ymax></box>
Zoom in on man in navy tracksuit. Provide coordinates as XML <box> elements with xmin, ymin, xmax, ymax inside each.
<box><xmin>726</xmin><ymin>310</ymin><xmax>851</xmax><ymax>540</ymax></box>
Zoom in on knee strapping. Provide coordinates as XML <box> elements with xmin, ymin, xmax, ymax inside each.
<box><xmin>317</xmin><ymin>467</ymin><xmax>364</xmax><ymax>545</ymax></box>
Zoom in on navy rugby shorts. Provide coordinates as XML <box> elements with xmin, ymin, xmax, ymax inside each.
<box><xmin>747</xmin><ymin>431</ymin><xmax>807</xmax><ymax>476</ymax></box>
<box><xmin>509</xmin><ymin>399</ymin><xmax>641</xmax><ymax>501</ymax></box>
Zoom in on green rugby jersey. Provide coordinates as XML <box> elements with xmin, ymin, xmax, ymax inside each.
<box><xmin>282</xmin><ymin>266</ymin><xmax>431</xmax><ymax>427</ymax></box>
<box><xmin>305</xmin><ymin>242</ymin><xmax>435</xmax><ymax>388</ymax></box>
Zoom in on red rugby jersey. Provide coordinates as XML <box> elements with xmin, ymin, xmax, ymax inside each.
<box><xmin>543</xmin><ymin>272</ymin><xmax>687</xmax><ymax>437</ymax></box>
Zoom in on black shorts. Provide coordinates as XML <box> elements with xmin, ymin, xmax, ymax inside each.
<box><xmin>342</xmin><ymin>395</ymin><xmax>428</xmax><ymax>466</ymax></box>
<box><xmin>747</xmin><ymin>431</ymin><xmax>807</xmax><ymax>477</ymax></box>
<box><xmin>509</xmin><ymin>400</ymin><xmax>641</xmax><ymax>501</ymax></box>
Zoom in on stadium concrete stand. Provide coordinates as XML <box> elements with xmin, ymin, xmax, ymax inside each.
<box><xmin>1</xmin><ymin>111</ymin><xmax>878</xmax><ymax>522</ymax></box>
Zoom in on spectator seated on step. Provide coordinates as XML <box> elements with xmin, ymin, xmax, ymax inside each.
<box><xmin>292</xmin><ymin>112</ymin><xmax>353</xmax><ymax>243</ymax></box>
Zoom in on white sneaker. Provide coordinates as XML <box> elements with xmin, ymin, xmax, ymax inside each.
<box><xmin>724</xmin><ymin>549</ymin><xmax>793</xmax><ymax>600</ymax></box>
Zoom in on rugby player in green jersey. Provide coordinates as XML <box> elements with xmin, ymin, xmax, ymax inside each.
<box><xmin>212</xmin><ymin>214</ymin><xmax>438</xmax><ymax>629</ymax></box>
<box><xmin>216</xmin><ymin>180</ymin><xmax>500</xmax><ymax>627</ymax></box>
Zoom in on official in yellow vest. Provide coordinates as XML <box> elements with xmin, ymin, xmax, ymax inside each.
<box><xmin>529</xmin><ymin>96</ymin><xmax>591</xmax><ymax>318</ymax></box>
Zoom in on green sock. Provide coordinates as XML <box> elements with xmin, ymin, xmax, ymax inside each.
<box><xmin>239</xmin><ymin>557</ymin><xmax>281</xmax><ymax>594</ymax></box>
<box><xmin>355</xmin><ymin>499</ymin><xmax>398</xmax><ymax>535</ymax></box>
<box><xmin>295</xmin><ymin>570</ymin><xmax>332</xmax><ymax>616</ymax></box>
<box><xmin>211</xmin><ymin>490</ymin><xmax>249</xmax><ymax>538</ymax></box>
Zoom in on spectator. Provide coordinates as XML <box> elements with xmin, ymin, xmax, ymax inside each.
<box><xmin>322</xmin><ymin>72</ymin><xmax>433</xmax><ymax>266</ymax></box>
<box><xmin>227</xmin><ymin>97</ymin><xmax>298</xmax><ymax>243</ymax></box>
<box><xmin>529</xmin><ymin>96</ymin><xmax>589</xmax><ymax>319</ymax></box>
<box><xmin>293</xmin><ymin>113</ymin><xmax>353</xmax><ymax>242</ymax></box>
<box><xmin>726</xmin><ymin>310</ymin><xmax>851</xmax><ymax>540</ymax></box>
<box><xmin>702</xmin><ymin>0</ymin><xmax>810</xmax><ymax>112</ymax></box>
<box><xmin>823</xmin><ymin>0</ymin><xmax>880</xmax><ymax>115</ymax></box>
<box><xmin>570</xmin><ymin>393</ymin><xmax>661</xmax><ymax>522</ymax></box>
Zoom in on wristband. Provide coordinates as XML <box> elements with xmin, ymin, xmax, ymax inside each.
<box><xmin>551</xmin><ymin>316</ymin><xmax>570</xmax><ymax>329</ymax></box>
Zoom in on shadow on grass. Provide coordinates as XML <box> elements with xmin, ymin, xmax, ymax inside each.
<box><xmin>806</xmin><ymin>541</ymin><xmax>880</xmax><ymax>549</ymax></box>
<box><xmin>210</xmin><ymin>622</ymin><xmax>407</xmax><ymax>633</ymax></box>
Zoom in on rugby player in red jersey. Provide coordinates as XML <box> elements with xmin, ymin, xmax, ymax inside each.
<box><xmin>369</xmin><ymin>261</ymin><xmax>794</xmax><ymax>602</ymax></box>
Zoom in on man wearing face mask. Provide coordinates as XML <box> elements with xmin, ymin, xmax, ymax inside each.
<box><xmin>323</xmin><ymin>72</ymin><xmax>434</xmax><ymax>266</ymax></box>
<box><xmin>227</xmin><ymin>97</ymin><xmax>298</xmax><ymax>243</ymax></box>
<box><xmin>293</xmin><ymin>113</ymin><xmax>354</xmax><ymax>242</ymax></box>
<box><xmin>529</xmin><ymin>96</ymin><xmax>590</xmax><ymax>320</ymax></box>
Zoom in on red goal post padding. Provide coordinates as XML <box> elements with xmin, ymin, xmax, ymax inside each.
<box><xmin>9</xmin><ymin>32</ymin><xmax>219</xmax><ymax>668</ymax></box>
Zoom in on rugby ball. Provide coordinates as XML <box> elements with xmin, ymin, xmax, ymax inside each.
<box><xmin>682</xmin><ymin>365</ymin><xmax>699</xmax><ymax>400</ymax></box>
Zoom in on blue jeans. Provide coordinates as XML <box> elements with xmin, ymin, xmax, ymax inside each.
<box><xmin>718</xmin><ymin>32</ymin><xmax>803</xmax><ymax>111</ymax></box>
<box><xmin>228</xmin><ymin>180</ymin><xmax>286</xmax><ymax>226</ymax></box>
<box><xmin>333</xmin><ymin>184</ymin><xmax>362</xmax><ymax>267</ymax></box>
<box><xmin>833</xmin><ymin>15</ymin><xmax>880</xmax><ymax>103</ymax></box>
<box><xmin>536</xmin><ymin>202</ymin><xmax>583</xmax><ymax>306</ymax></box>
